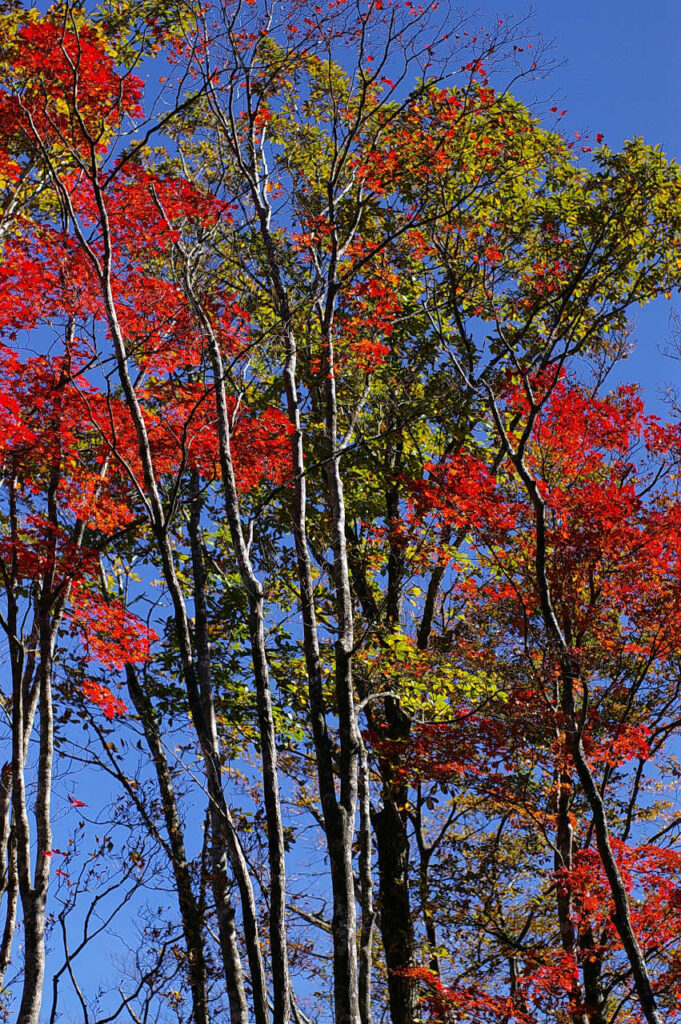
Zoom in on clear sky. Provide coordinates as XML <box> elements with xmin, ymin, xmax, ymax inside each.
<box><xmin>480</xmin><ymin>0</ymin><xmax>681</xmax><ymax>409</ymax></box>
<box><xmin>528</xmin><ymin>0</ymin><xmax>681</xmax><ymax>157</ymax></box>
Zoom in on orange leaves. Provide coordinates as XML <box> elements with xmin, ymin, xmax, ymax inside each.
<box><xmin>584</xmin><ymin>722</ymin><xmax>651</xmax><ymax>768</ymax></box>
<box><xmin>519</xmin><ymin>256</ymin><xmax>572</xmax><ymax>296</ymax></box>
<box><xmin>352</xmin><ymin>81</ymin><xmax>499</xmax><ymax>196</ymax></box>
<box><xmin>63</xmin><ymin>477</ymin><xmax>137</xmax><ymax>535</ymax></box>
<box><xmin>333</xmin><ymin>243</ymin><xmax>402</xmax><ymax>373</ymax></box>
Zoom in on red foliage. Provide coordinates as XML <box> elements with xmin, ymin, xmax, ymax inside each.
<box><xmin>82</xmin><ymin>679</ymin><xmax>127</xmax><ymax>719</ymax></box>
<box><xmin>0</xmin><ymin>18</ymin><xmax>143</xmax><ymax>155</ymax></box>
<box><xmin>68</xmin><ymin>588</ymin><xmax>157</xmax><ymax>669</ymax></box>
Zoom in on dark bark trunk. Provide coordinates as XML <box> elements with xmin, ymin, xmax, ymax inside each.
<box><xmin>187</xmin><ymin>473</ymin><xmax>267</xmax><ymax>1024</ymax></box>
<box><xmin>0</xmin><ymin>762</ymin><xmax>16</xmax><ymax>986</ymax></box>
<box><xmin>348</xmin><ymin>541</ymin><xmax>418</xmax><ymax>1024</ymax></box>
<box><xmin>416</xmin><ymin>844</ymin><xmax>439</xmax><ymax>977</ymax></box>
<box><xmin>372</xmin><ymin>698</ymin><xmax>416</xmax><ymax>1024</ymax></box>
<box><xmin>567</xmin><ymin>707</ymin><xmax>661</xmax><ymax>1024</ymax></box>
<box><xmin>580</xmin><ymin>926</ymin><xmax>607</xmax><ymax>1023</ymax></box>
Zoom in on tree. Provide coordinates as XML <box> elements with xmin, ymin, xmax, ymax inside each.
<box><xmin>385</xmin><ymin>376</ymin><xmax>681</xmax><ymax>1023</ymax></box>
<box><xmin>0</xmin><ymin>3</ymin><xmax>680</xmax><ymax>1024</ymax></box>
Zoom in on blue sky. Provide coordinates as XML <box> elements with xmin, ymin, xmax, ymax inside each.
<box><xmin>530</xmin><ymin>0</ymin><xmax>680</xmax><ymax>157</ymax></box>
<box><xmin>486</xmin><ymin>0</ymin><xmax>681</xmax><ymax>409</ymax></box>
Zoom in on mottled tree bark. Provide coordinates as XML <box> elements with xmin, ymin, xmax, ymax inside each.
<box><xmin>125</xmin><ymin>664</ymin><xmax>214</xmax><ymax>1024</ymax></box>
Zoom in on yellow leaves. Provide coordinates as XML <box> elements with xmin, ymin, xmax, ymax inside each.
<box><xmin>356</xmin><ymin>627</ymin><xmax>506</xmax><ymax>724</ymax></box>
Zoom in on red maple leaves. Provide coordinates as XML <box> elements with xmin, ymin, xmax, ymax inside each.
<box><xmin>380</xmin><ymin>375</ymin><xmax>681</xmax><ymax>1021</ymax></box>
<box><xmin>0</xmin><ymin>18</ymin><xmax>143</xmax><ymax>155</ymax></box>
<box><xmin>68</xmin><ymin>588</ymin><xmax>157</xmax><ymax>670</ymax></box>
<box><xmin>82</xmin><ymin>680</ymin><xmax>127</xmax><ymax>719</ymax></box>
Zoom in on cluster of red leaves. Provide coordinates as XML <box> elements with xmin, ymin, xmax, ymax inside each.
<box><xmin>370</xmin><ymin>710</ymin><xmax>527</xmax><ymax>787</ymax></box>
<box><xmin>352</xmin><ymin>80</ymin><xmax>498</xmax><ymax>195</ymax></box>
<box><xmin>409</xmin><ymin>376</ymin><xmax>681</xmax><ymax>663</ymax></box>
<box><xmin>0</xmin><ymin>18</ymin><xmax>143</xmax><ymax>155</ymax></box>
<box><xmin>0</xmin><ymin>350</ymin><xmax>291</xmax><ymax>551</ymax></box>
<box><xmin>0</xmin><ymin>227</ymin><xmax>100</xmax><ymax>336</ymax></box>
<box><xmin>0</xmin><ymin>349</ymin><xmax>138</xmax><ymax>541</ymax></box>
<box><xmin>67</xmin><ymin>588</ymin><xmax>157</xmax><ymax>670</ymax></box>
<box><xmin>315</xmin><ymin>240</ymin><xmax>402</xmax><ymax>374</ymax></box>
<box><xmin>405</xmin><ymin>966</ymin><xmax>533</xmax><ymax>1024</ymax></box>
<box><xmin>557</xmin><ymin>841</ymin><xmax>681</xmax><ymax>951</ymax></box>
<box><xmin>81</xmin><ymin>383</ymin><xmax>292</xmax><ymax>489</ymax></box>
<box><xmin>409</xmin><ymin>451</ymin><xmax>518</xmax><ymax>539</ymax></box>
<box><xmin>0</xmin><ymin>178</ymin><xmax>236</xmax><ymax>375</ymax></box>
<box><xmin>372</xmin><ymin>375</ymin><xmax>681</xmax><ymax>1021</ymax></box>
<box><xmin>0</xmin><ymin>514</ymin><xmax>97</xmax><ymax>585</ymax></box>
<box><xmin>582</xmin><ymin>721</ymin><xmax>651</xmax><ymax>768</ymax></box>
<box><xmin>82</xmin><ymin>679</ymin><xmax>127</xmax><ymax>719</ymax></box>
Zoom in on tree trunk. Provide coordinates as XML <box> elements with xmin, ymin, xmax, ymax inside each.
<box><xmin>554</xmin><ymin>757</ymin><xmax>588</xmax><ymax>1024</ymax></box>
<box><xmin>372</xmin><ymin>698</ymin><xmax>416</xmax><ymax>1024</ymax></box>
<box><xmin>125</xmin><ymin>665</ymin><xmax>213</xmax><ymax>1024</ymax></box>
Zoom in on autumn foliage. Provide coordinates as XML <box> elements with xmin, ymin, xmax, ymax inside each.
<box><xmin>2</xmin><ymin>4</ymin><xmax>681</xmax><ymax>1024</ymax></box>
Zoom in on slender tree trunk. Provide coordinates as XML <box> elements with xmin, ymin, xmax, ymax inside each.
<box><xmin>69</xmin><ymin>217</ymin><xmax>260</xmax><ymax>1024</ymax></box>
<box><xmin>349</xmin><ymin>542</ymin><xmax>418</xmax><ymax>1024</ymax></box>
<box><xmin>374</xmin><ymin>471</ymin><xmax>417</xmax><ymax>1024</ymax></box>
<box><xmin>125</xmin><ymin>665</ymin><xmax>213</xmax><ymax>1024</ymax></box>
<box><xmin>580</xmin><ymin>926</ymin><xmax>607</xmax><ymax>1023</ymax></box>
<box><xmin>181</xmin><ymin>247</ymin><xmax>293</xmax><ymax>1021</ymax></box>
<box><xmin>208</xmin><ymin>814</ymin><xmax>252</xmax><ymax>1024</ymax></box>
<box><xmin>415</xmin><ymin>838</ymin><xmax>439</xmax><ymax>977</ymax></box>
<box><xmin>0</xmin><ymin>826</ymin><xmax>17</xmax><ymax>988</ymax></box>
<box><xmin>321</xmin><ymin>317</ymin><xmax>363</xmax><ymax>1024</ymax></box>
<box><xmin>358</xmin><ymin>733</ymin><xmax>375</xmax><ymax>1024</ymax></box>
<box><xmin>194</xmin><ymin>311</ymin><xmax>291</xmax><ymax>1024</ymax></box>
<box><xmin>0</xmin><ymin>762</ymin><xmax>17</xmax><ymax>986</ymax></box>
<box><xmin>187</xmin><ymin>473</ymin><xmax>257</xmax><ymax>1024</ymax></box>
<box><xmin>554</xmin><ymin>756</ymin><xmax>589</xmax><ymax>1024</ymax></box>
<box><xmin>244</xmin><ymin>178</ymin><xmax>363</xmax><ymax>1021</ymax></box>
<box><xmin>16</xmin><ymin>636</ymin><xmax>52</xmax><ymax>1024</ymax></box>
<box><xmin>564</xmin><ymin>682</ymin><xmax>661</xmax><ymax>1024</ymax></box>
<box><xmin>205</xmin><ymin>69</ymin><xmax>365</xmax><ymax>1016</ymax></box>
<box><xmin>12</xmin><ymin>429</ymin><xmax>65</xmax><ymax>1024</ymax></box>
